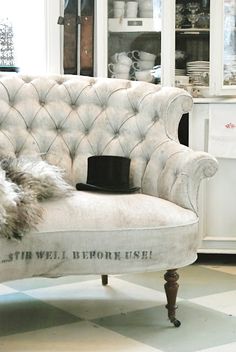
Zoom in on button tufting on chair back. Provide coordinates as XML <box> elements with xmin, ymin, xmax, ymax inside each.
<box><xmin>0</xmin><ymin>74</ymin><xmax>193</xmax><ymax>207</ymax></box>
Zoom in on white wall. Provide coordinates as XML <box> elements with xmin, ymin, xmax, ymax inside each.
<box><xmin>0</xmin><ymin>0</ymin><xmax>63</xmax><ymax>74</ymax></box>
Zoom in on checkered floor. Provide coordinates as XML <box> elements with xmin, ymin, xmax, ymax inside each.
<box><xmin>0</xmin><ymin>259</ymin><xmax>236</xmax><ymax>352</ymax></box>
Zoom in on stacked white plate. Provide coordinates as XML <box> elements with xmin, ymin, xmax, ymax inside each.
<box><xmin>186</xmin><ymin>61</ymin><xmax>209</xmax><ymax>74</ymax></box>
<box><xmin>186</xmin><ymin>61</ymin><xmax>209</xmax><ymax>85</ymax></box>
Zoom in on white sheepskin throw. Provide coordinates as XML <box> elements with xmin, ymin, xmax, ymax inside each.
<box><xmin>0</xmin><ymin>157</ymin><xmax>74</xmax><ymax>240</ymax></box>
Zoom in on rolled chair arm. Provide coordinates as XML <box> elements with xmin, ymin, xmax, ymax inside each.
<box><xmin>143</xmin><ymin>147</ymin><xmax>218</xmax><ymax>214</ymax></box>
<box><xmin>140</xmin><ymin>88</ymin><xmax>217</xmax><ymax>214</ymax></box>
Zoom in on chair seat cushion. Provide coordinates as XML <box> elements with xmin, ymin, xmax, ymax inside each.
<box><xmin>38</xmin><ymin>191</ymin><xmax>198</xmax><ymax>232</ymax></box>
<box><xmin>0</xmin><ymin>191</ymin><xmax>199</xmax><ymax>282</ymax></box>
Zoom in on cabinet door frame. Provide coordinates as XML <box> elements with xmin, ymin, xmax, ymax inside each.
<box><xmin>45</xmin><ymin>0</ymin><xmax>64</xmax><ymax>73</ymax></box>
<box><xmin>161</xmin><ymin>0</ymin><xmax>175</xmax><ymax>87</ymax></box>
<box><xmin>94</xmin><ymin>0</ymin><xmax>108</xmax><ymax>77</ymax></box>
<box><xmin>210</xmin><ymin>0</ymin><xmax>236</xmax><ymax>96</ymax></box>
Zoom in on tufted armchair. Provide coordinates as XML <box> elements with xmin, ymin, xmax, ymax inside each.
<box><xmin>0</xmin><ymin>74</ymin><xmax>218</xmax><ymax>327</ymax></box>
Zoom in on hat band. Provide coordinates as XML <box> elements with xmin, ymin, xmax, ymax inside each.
<box><xmin>88</xmin><ymin>179</ymin><xmax>129</xmax><ymax>189</ymax></box>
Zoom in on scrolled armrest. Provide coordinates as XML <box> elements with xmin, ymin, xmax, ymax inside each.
<box><xmin>143</xmin><ymin>145</ymin><xmax>218</xmax><ymax>214</ymax></box>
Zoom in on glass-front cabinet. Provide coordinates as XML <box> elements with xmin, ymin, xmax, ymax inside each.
<box><xmin>94</xmin><ymin>0</ymin><xmax>236</xmax><ymax>97</ymax></box>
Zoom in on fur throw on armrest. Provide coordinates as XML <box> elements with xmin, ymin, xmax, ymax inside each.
<box><xmin>0</xmin><ymin>157</ymin><xmax>74</xmax><ymax>240</ymax></box>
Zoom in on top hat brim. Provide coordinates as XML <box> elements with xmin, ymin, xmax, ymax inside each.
<box><xmin>76</xmin><ymin>183</ymin><xmax>140</xmax><ymax>194</ymax></box>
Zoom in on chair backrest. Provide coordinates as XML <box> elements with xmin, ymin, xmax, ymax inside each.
<box><xmin>0</xmin><ymin>74</ymin><xmax>193</xmax><ymax>192</ymax></box>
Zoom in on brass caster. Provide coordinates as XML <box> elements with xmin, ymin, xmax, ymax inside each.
<box><xmin>171</xmin><ymin>318</ymin><xmax>181</xmax><ymax>328</ymax></box>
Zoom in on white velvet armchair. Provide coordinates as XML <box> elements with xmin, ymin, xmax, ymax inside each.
<box><xmin>0</xmin><ymin>74</ymin><xmax>218</xmax><ymax>327</ymax></box>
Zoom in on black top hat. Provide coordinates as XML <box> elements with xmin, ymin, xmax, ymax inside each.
<box><xmin>76</xmin><ymin>155</ymin><xmax>140</xmax><ymax>193</ymax></box>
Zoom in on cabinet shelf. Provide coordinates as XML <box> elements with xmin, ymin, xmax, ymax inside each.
<box><xmin>108</xmin><ymin>18</ymin><xmax>161</xmax><ymax>32</ymax></box>
<box><xmin>176</xmin><ymin>28</ymin><xmax>210</xmax><ymax>35</ymax></box>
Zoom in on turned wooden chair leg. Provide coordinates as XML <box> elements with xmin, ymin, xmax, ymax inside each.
<box><xmin>164</xmin><ymin>269</ymin><xmax>181</xmax><ymax>327</ymax></box>
<box><xmin>101</xmin><ymin>275</ymin><xmax>108</xmax><ymax>286</ymax></box>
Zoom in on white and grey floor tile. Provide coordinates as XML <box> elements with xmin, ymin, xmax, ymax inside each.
<box><xmin>25</xmin><ymin>277</ymin><xmax>167</xmax><ymax>320</ymax></box>
<box><xmin>121</xmin><ymin>265</ymin><xmax>236</xmax><ymax>299</ymax></box>
<box><xmin>0</xmin><ymin>321</ymin><xmax>163</xmax><ymax>352</ymax></box>
<box><xmin>195</xmin><ymin>342</ymin><xmax>236</xmax><ymax>352</ymax></box>
<box><xmin>5</xmin><ymin>275</ymin><xmax>98</xmax><ymax>291</ymax></box>
<box><xmin>202</xmin><ymin>264</ymin><xmax>236</xmax><ymax>276</ymax></box>
<box><xmin>0</xmin><ymin>292</ymin><xmax>80</xmax><ymax>337</ymax></box>
<box><xmin>0</xmin><ymin>284</ymin><xmax>18</xmax><ymax>296</ymax></box>
<box><xmin>94</xmin><ymin>301</ymin><xmax>236</xmax><ymax>352</ymax></box>
<box><xmin>191</xmin><ymin>289</ymin><xmax>236</xmax><ymax>316</ymax></box>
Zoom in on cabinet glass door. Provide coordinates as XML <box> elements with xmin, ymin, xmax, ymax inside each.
<box><xmin>175</xmin><ymin>0</ymin><xmax>210</xmax><ymax>98</ymax></box>
<box><xmin>210</xmin><ymin>0</ymin><xmax>236</xmax><ymax>95</ymax></box>
<box><xmin>223</xmin><ymin>0</ymin><xmax>236</xmax><ymax>87</ymax></box>
<box><xmin>107</xmin><ymin>0</ymin><xmax>162</xmax><ymax>84</ymax></box>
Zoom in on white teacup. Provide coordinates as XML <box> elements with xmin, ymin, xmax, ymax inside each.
<box><xmin>135</xmin><ymin>70</ymin><xmax>154</xmax><ymax>82</ymax></box>
<box><xmin>111</xmin><ymin>73</ymin><xmax>130</xmax><ymax>79</ymax></box>
<box><xmin>128</xmin><ymin>50</ymin><xmax>139</xmax><ymax>60</ymax></box>
<box><xmin>114</xmin><ymin>8</ymin><xmax>125</xmax><ymax>18</ymax></box>
<box><xmin>108</xmin><ymin>62</ymin><xmax>130</xmax><ymax>74</ymax></box>
<box><xmin>129</xmin><ymin>50</ymin><xmax>156</xmax><ymax>62</ymax></box>
<box><xmin>132</xmin><ymin>60</ymin><xmax>155</xmax><ymax>70</ymax></box>
<box><xmin>139</xmin><ymin>0</ymin><xmax>153</xmax><ymax>10</ymax></box>
<box><xmin>111</xmin><ymin>52</ymin><xmax>132</xmax><ymax>65</ymax></box>
<box><xmin>126</xmin><ymin>1</ymin><xmax>138</xmax><ymax>17</ymax></box>
<box><xmin>114</xmin><ymin>0</ymin><xmax>125</xmax><ymax>8</ymax></box>
<box><xmin>139</xmin><ymin>51</ymin><xmax>156</xmax><ymax>62</ymax></box>
<box><xmin>139</xmin><ymin>51</ymin><xmax>156</xmax><ymax>61</ymax></box>
<box><xmin>111</xmin><ymin>51</ymin><xmax>127</xmax><ymax>61</ymax></box>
